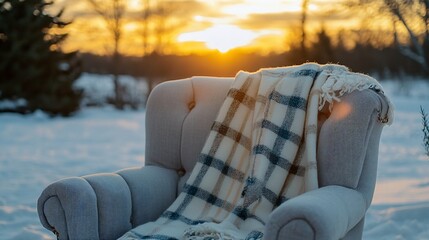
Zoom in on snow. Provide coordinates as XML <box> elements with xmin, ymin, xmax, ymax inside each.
<box><xmin>0</xmin><ymin>107</ymin><xmax>146</xmax><ymax>240</ymax></box>
<box><xmin>1</xmin><ymin>74</ymin><xmax>429</xmax><ymax>240</ymax></box>
<box><xmin>0</xmin><ymin>99</ymin><xmax>27</xmax><ymax>109</ymax></box>
<box><xmin>74</xmin><ymin>73</ymin><xmax>148</xmax><ymax>107</ymax></box>
<box><xmin>363</xmin><ymin>79</ymin><xmax>429</xmax><ymax>240</ymax></box>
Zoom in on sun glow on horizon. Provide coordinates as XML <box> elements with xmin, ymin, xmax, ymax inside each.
<box><xmin>178</xmin><ymin>25</ymin><xmax>264</xmax><ymax>53</ymax></box>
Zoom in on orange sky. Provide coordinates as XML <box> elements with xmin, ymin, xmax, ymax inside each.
<box><xmin>50</xmin><ymin>0</ymin><xmax>365</xmax><ymax>56</ymax></box>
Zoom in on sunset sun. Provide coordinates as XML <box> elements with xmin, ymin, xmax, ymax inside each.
<box><xmin>177</xmin><ymin>25</ymin><xmax>260</xmax><ymax>53</ymax></box>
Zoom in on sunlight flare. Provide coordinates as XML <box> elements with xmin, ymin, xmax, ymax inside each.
<box><xmin>178</xmin><ymin>25</ymin><xmax>260</xmax><ymax>53</ymax></box>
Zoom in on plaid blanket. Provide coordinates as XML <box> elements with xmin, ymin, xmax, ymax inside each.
<box><xmin>119</xmin><ymin>63</ymin><xmax>391</xmax><ymax>240</ymax></box>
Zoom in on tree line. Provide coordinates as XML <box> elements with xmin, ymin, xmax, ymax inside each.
<box><xmin>81</xmin><ymin>28</ymin><xmax>423</xmax><ymax>81</ymax></box>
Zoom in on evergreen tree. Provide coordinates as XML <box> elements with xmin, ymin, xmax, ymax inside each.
<box><xmin>0</xmin><ymin>0</ymin><xmax>82</xmax><ymax>116</ymax></box>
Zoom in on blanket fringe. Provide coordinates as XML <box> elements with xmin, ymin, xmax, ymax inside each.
<box><xmin>317</xmin><ymin>66</ymin><xmax>394</xmax><ymax>125</ymax></box>
<box><xmin>183</xmin><ymin>223</ymin><xmax>242</xmax><ymax>240</ymax></box>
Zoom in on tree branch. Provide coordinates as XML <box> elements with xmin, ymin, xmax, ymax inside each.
<box><xmin>86</xmin><ymin>0</ymin><xmax>109</xmax><ymax>21</ymax></box>
<box><xmin>398</xmin><ymin>44</ymin><xmax>427</xmax><ymax>66</ymax></box>
<box><xmin>386</xmin><ymin>0</ymin><xmax>427</xmax><ymax>67</ymax></box>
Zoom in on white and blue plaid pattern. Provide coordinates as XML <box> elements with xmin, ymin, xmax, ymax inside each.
<box><xmin>120</xmin><ymin>63</ymin><xmax>387</xmax><ymax>240</ymax></box>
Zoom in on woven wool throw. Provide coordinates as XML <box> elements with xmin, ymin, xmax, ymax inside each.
<box><xmin>119</xmin><ymin>63</ymin><xmax>392</xmax><ymax>240</ymax></box>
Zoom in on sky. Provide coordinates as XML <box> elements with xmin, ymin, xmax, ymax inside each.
<box><xmin>50</xmin><ymin>0</ymin><xmax>361</xmax><ymax>55</ymax></box>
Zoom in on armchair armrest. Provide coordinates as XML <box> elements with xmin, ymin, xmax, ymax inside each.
<box><xmin>264</xmin><ymin>185</ymin><xmax>367</xmax><ymax>240</ymax></box>
<box><xmin>38</xmin><ymin>166</ymin><xmax>179</xmax><ymax>240</ymax></box>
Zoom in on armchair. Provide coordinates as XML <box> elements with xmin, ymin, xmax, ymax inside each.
<box><xmin>38</xmin><ymin>76</ymin><xmax>389</xmax><ymax>240</ymax></box>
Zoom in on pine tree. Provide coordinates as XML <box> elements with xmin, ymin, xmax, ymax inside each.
<box><xmin>0</xmin><ymin>0</ymin><xmax>82</xmax><ymax>116</ymax></box>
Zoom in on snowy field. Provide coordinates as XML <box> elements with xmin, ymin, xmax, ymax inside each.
<box><xmin>1</xmin><ymin>74</ymin><xmax>429</xmax><ymax>240</ymax></box>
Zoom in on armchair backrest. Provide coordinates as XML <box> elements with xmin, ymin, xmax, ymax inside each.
<box><xmin>145</xmin><ymin>77</ymin><xmax>386</xmax><ymax>221</ymax></box>
<box><xmin>145</xmin><ymin>77</ymin><xmax>233</xmax><ymax>190</ymax></box>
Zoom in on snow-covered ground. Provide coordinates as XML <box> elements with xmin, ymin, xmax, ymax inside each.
<box><xmin>0</xmin><ymin>74</ymin><xmax>428</xmax><ymax>240</ymax></box>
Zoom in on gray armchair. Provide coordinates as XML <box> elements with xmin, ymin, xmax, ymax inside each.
<box><xmin>38</xmin><ymin>76</ymin><xmax>389</xmax><ymax>240</ymax></box>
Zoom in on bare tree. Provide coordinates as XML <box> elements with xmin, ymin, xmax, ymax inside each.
<box><xmin>139</xmin><ymin>0</ymin><xmax>155</xmax><ymax>102</ymax></box>
<box><xmin>140</xmin><ymin>0</ymin><xmax>187</xmax><ymax>56</ymax></box>
<box><xmin>87</xmin><ymin>0</ymin><xmax>126</xmax><ymax>109</ymax></box>
<box><xmin>137</xmin><ymin>0</ymin><xmax>177</xmax><ymax>101</ymax></box>
<box><xmin>152</xmin><ymin>1</ymin><xmax>177</xmax><ymax>55</ymax></box>
<box><xmin>301</xmin><ymin>0</ymin><xmax>310</xmax><ymax>58</ymax></box>
<box><xmin>352</xmin><ymin>0</ymin><xmax>429</xmax><ymax>72</ymax></box>
<box><xmin>141</xmin><ymin>0</ymin><xmax>152</xmax><ymax>57</ymax></box>
<box><xmin>386</xmin><ymin>0</ymin><xmax>429</xmax><ymax>71</ymax></box>
<box><xmin>142</xmin><ymin>1</ymin><xmax>187</xmax><ymax>91</ymax></box>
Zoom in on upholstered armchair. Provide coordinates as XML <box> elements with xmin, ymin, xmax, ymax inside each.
<box><xmin>38</xmin><ymin>76</ymin><xmax>389</xmax><ymax>240</ymax></box>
